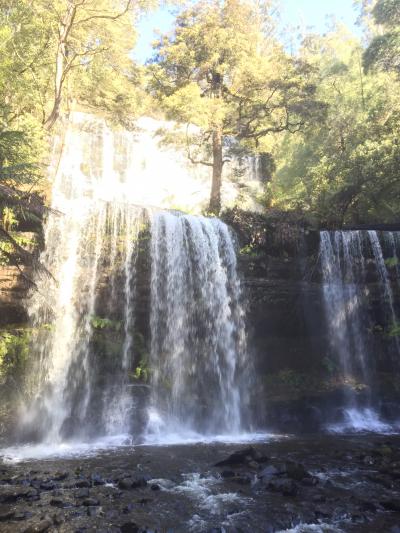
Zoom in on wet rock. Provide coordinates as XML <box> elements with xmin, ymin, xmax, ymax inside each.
<box><xmin>0</xmin><ymin>509</ymin><xmax>15</xmax><ymax>521</ymax></box>
<box><xmin>82</xmin><ymin>497</ymin><xmax>100</xmax><ymax>506</ymax></box>
<box><xmin>314</xmin><ymin>505</ymin><xmax>332</xmax><ymax>519</ymax></box>
<box><xmin>131</xmin><ymin>477</ymin><xmax>148</xmax><ymax>489</ymax></box>
<box><xmin>136</xmin><ymin>497</ymin><xmax>152</xmax><ymax>505</ymax></box>
<box><xmin>367</xmin><ymin>473</ymin><xmax>393</xmax><ymax>489</ymax></box>
<box><xmin>123</xmin><ymin>503</ymin><xmax>135</xmax><ymax>514</ymax></box>
<box><xmin>232</xmin><ymin>474</ymin><xmax>252</xmax><ymax>485</ymax></box>
<box><xmin>259</xmin><ymin>464</ymin><xmax>281</xmax><ymax>479</ymax></box>
<box><xmin>23</xmin><ymin>516</ymin><xmax>53</xmax><ymax>532</ymax></box>
<box><xmin>380</xmin><ymin>499</ymin><xmax>400</xmax><ymax>512</ymax></box>
<box><xmin>266</xmin><ymin>478</ymin><xmax>298</xmax><ymax>497</ymax></box>
<box><xmin>75</xmin><ymin>487</ymin><xmax>90</xmax><ymax>498</ymax></box>
<box><xmin>53</xmin><ymin>471</ymin><xmax>69</xmax><ymax>481</ymax></box>
<box><xmin>27</xmin><ymin>488</ymin><xmax>40</xmax><ymax>501</ymax></box>
<box><xmin>312</xmin><ymin>494</ymin><xmax>326</xmax><ymax>503</ymax></box>
<box><xmin>87</xmin><ymin>505</ymin><xmax>102</xmax><ymax>516</ymax></box>
<box><xmin>150</xmin><ymin>484</ymin><xmax>160</xmax><ymax>491</ymax></box>
<box><xmin>14</xmin><ymin>510</ymin><xmax>33</xmax><ymax>520</ymax></box>
<box><xmin>52</xmin><ymin>513</ymin><xmax>64</xmax><ymax>526</ymax></box>
<box><xmin>359</xmin><ymin>499</ymin><xmax>379</xmax><ymax>512</ymax></box>
<box><xmin>214</xmin><ymin>447</ymin><xmax>267</xmax><ymax>467</ymax></box>
<box><xmin>284</xmin><ymin>461</ymin><xmax>310</xmax><ymax>481</ymax></box>
<box><xmin>120</xmin><ymin>520</ymin><xmax>140</xmax><ymax>533</ymax></box>
<box><xmin>301</xmin><ymin>476</ymin><xmax>318</xmax><ymax>486</ymax></box>
<box><xmin>91</xmin><ymin>473</ymin><xmax>105</xmax><ymax>485</ymax></box>
<box><xmin>50</xmin><ymin>497</ymin><xmax>72</xmax><ymax>508</ymax></box>
<box><xmin>118</xmin><ymin>478</ymin><xmax>134</xmax><ymax>490</ymax></box>
<box><xmin>363</xmin><ymin>455</ymin><xmax>375</xmax><ymax>466</ymax></box>
<box><xmin>75</xmin><ymin>478</ymin><xmax>90</xmax><ymax>488</ymax></box>
<box><xmin>379</xmin><ymin>445</ymin><xmax>393</xmax><ymax>456</ymax></box>
<box><xmin>221</xmin><ymin>470</ymin><xmax>236</xmax><ymax>478</ymax></box>
<box><xmin>351</xmin><ymin>511</ymin><xmax>365</xmax><ymax>523</ymax></box>
<box><xmin>389</xmin><ymin>469</ymin><xmax>400</xmax><ymax>480</ymax></box>
<box><xmin>39</xmin><ymin>480</ymin><xmax>55</xmax><ymax>491</ymax></box>
<box><xmin>0</xmin><ymin>486</ymin><xmax>31</xmax><ymax>502</ymax></box>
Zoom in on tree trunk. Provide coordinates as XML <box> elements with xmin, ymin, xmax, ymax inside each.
<box><xmin>44</xmin><ymin>2</ymin><xmax>76</xmax><ymax>130</ymax></box>
<box><xmin>209</xmin><ymin>127</ymin><xmax>223</xmax><ymax>215</ymax></box>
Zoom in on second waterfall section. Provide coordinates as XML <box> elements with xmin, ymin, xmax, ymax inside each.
<box><xmin>320</xmin><ymin>230</ymin><xmax>400</xmax><ymax>430</ymax></box>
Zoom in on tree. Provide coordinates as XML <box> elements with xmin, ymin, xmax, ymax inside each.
<box><xmin>149</xmin><ymin>0</ymin><xmax>326</xmax><ymax>214</ymax></box>
<box><xmin>363</xmin><ymin>0</ymin><xmax>400</xmax><ymax>75</ymax></box>
<box><xmin>37</xmin><ymin>0</ymin><xmax>142</xmax><ymax>130</ymax></box>
<box><xmin>0</xmin><ymin>0</ymin><xmax>150</xmax><ymax>269</ymax></box>
<box><xmin>272</xmin><ymin>24</ymin><xmax>400</xmax><ymax>225</ymax></box>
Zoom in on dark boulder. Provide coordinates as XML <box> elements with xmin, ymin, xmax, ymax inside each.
<box><xmin>214</xmin><ymin>447</ymin><xmax>267</xmax><ymax>467</ymax></box>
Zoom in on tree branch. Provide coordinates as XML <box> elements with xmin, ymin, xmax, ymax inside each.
<box><xmin>75</xmin><ymin>0</ymin><xmax>134</xmax><ymax>26</ymax></box>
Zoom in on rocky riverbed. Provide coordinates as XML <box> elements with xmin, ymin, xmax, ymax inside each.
<box><xmin>0</xmin><ymin>434</ymin><xmax>400</xmax><ymax>532</ymax></box>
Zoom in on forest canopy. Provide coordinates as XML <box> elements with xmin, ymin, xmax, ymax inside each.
<box><xmin>0</xmin><ymin>0</ymin><xmax>400</xmax><ymax>265</ymax></box>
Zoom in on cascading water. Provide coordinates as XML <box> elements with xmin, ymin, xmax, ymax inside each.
<box><xmin>146</xmin><ymin>212</ymin><xmax>252</xmax><ymax>442</ymax></box>
<box><xmin>13</xmin><ymin>111</ymin><xmax>256</xmax><ymax>449</ymax></box>
<box><xmin>320</xmin><ymin>230</ymin><xmax>400</xmax><ymax>432</ymax></box>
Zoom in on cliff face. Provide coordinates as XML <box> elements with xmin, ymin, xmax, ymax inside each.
<box><xmin>0</xmin><ymin>265</ymin><xmax>31</xmax><ymax>327</ymax></box>
<box><xmin>223</xmin><ymin>208</ymin><xmax>400</xmax><ymax>431</ymax></box>
<box><xmin>1</xmin><ymin>210</ymin><xmax>400</xmax><ymax>437</ymax></box>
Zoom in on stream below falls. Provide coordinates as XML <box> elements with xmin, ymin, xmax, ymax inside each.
<box><xmin>1</xmin><ymin>434</ymin><xmax>400</xmax><ymax>532</ymax></box>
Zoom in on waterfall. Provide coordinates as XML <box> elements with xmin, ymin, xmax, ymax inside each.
<box><xmin>146</xmin><ymin>212</ymin><xmax>251</xmax><ymax>441</ymax></box>
<box><xmin>320</xmin><ymin>230</ymin><xmax>400</xmax><ymax>431</ymax></box>
<box><xmin>15</xmin><ymin>112</ymin><xmax>255</xmax><ymax>447</ymax></box>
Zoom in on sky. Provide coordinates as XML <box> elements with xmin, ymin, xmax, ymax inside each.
<box><xmin>133</xmin><ymin>0</ymin><xmax>361</xmax><ymax>63</ymax></box>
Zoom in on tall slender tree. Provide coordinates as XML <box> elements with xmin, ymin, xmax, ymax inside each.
<box><xmin>149</xmin><ymin>0</ymin><xmax>325</xmax><ymax>213</ymax></box>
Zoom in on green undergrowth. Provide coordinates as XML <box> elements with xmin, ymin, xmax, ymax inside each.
<box><xmin>0</xmin><ymin>327</ymin><xmax>32</xmax><ymax>385</ymax></box>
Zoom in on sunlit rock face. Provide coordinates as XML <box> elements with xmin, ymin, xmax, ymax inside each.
<box><xmin>14</xmin><ymin>112</ymin><xmax>258</xmax><ymax>447</ymax></box>
<box><xmin>48</xmin><ymin>112</ymin><xmax>263</xmax><ymax>213</ymax></box>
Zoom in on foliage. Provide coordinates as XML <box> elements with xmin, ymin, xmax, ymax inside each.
<box><xmin>149</xmin><ymin>0</ymin><xmax>326</xmax><ymax>213</ymax></box>
<box><xmin>385</xmin><ymin>256</ymin><xmax>399</xmax><ymax>267</ymax></box>
<box><xmin>239</xmin><ymin>244</ymin><xmax>260</xmax><ymax>257</ymax></box>
<box><xmin>363</xmin><ymin>0</ymin><xmax>400</xmax><ymax>75</ymax></box>
<box><xmin>272</xmin><ymin>23</ymin><xmax>400</xmax><ymax>225</ymax></box>
<box><xmin>90</xmin><ymin>315</ymin><xmax>122</xmax><ymax>331</ymax></box>
<box><xmin>0</xmin><ymin>0</ymin><xmax>152</xmax><ymax>266</ymax></box>
<box><xmin>0</xmin><ymin>231</ymin><xmax>35</xmax><ymax>265</ymax></box>
<box><xmin>132</xmin><ymin>357</ymin><xmax>149</xmax><ymax>382</ymax></box>
<box><xmin>387</xmin><ymin>322</ymin><xmax>400</xmax><ymax>337</ymax></box>
<box><xmin>0</xmin><ymin>329</ymin><xmax>31</xmax><ymax>385</ymax></box>
<box><xmin>321</xmin><ymin>356</ymin><xmax>338</xmax><ymax>375</ymax></box>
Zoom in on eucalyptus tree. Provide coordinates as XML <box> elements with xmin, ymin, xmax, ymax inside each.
<box><xmin>40</xmin><ymin>0</ymin><xmax>146</xmax><ymax>129</ymax></box>
<box><xmin>149</xmin><ymin>0</ymin><xmax>325</xmax><ymax>214</ymax></box>
<box><xmin>0</xmin><ymin>0</ymin><xmax>150</xmax><ymax>268</ymax></box>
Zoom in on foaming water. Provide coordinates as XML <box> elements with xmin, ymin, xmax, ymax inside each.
<box><xmin>159</xmin><ymin>472</ymin><xmax>250</xmax><ymax>531</ymax></box>
<box><xmin>1</xmin><ymin>430</ymin><xmax>279</xmax><ymax>463</ymax></box>
<box><xmin>1</xmin><ymin>434</ymin><xmax>133</xmax><ymax>464</ymax></box>
<box><xmin>278</xmin><ymin>525</ymin><xmax>344</xmax><ymax>533</ymax></box>
<box><xmin>142</xmin><ymin>430</ymin><xmax>274</xmax><ymax>446</ymax></box>
<box><xmin>327</xmin><ymin>408</ymin><xmax>395</xmax><ymax>434</ymax></box>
